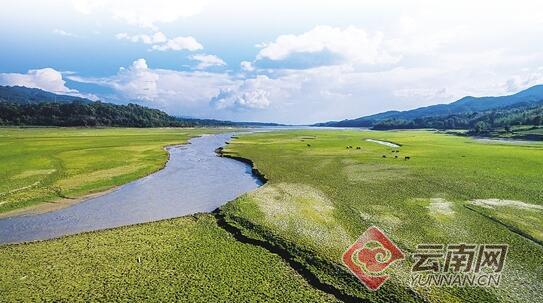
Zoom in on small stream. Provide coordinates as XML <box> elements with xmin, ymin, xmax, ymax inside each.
<box><xmin>0</xmin><ymin>133</ymin><xmax>262</xmax><ymax>245</ymax></box>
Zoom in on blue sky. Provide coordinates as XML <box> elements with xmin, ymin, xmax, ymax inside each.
<box><xmin>1</xmin><ymin>0</ymin><xmax>543</xmax><ymax>123</ymax></box>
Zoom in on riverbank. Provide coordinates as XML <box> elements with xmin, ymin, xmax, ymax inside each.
<box><xmin>1</xmin><ymin>129</ymin><xmax>542</xmax><ymax>302</ymax></box>
<box><xmin>0</xmin><ymin>128</ymin><xmax>223</xmax><ymax>215</ymax></box>
<box><xmin>0</xmin><ymin>132</ymin><xmax>261</xmax><ymax>244</ymax></box>
<box><xmin>219</xmin><ymin>129</ymin><xmax>543</xmax><ymax>303</ymax></box>
<box><xmin>0</xmin><ymin>213</ymin><xmax>336</xmax><ymax>302</ymax></box>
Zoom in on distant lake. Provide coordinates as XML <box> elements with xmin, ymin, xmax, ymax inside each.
<box><xmin>0</xmin><ymin>133</ymin><xmax>262</xmax><ymax>245</ymax></box>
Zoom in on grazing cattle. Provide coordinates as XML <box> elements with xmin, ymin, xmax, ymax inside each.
<box><xmin>356</xmin><ymin>146</ymin><xmax>361</xmax><ymax>150</ymax></box>
<box><xmin>307</xmin><ymin>144</ymin><xmax>311</xmax><ymax>147</ymax></box>
<box><xmin>394</xmin><ymin>155</ymin><xmax>398</xmax><ymax>158</ymax></box>
<box><xmin>382</xmin><ymin>155</ymin><xmax>387</xmax><ymax>158</ymax></box>
<box><xmin>404</xmin><ymin>156</ymin><xmax>410</xmax><ymax>160</ymax></box>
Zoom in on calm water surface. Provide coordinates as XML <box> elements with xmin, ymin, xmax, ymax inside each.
<box><xmin>0</xmin><ymin>133</ymin><xmax>262</xmax><ymax>245</ymax></box>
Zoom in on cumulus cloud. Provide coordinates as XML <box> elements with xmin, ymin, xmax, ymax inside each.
<box><xmin>256</xmin><ymin>26</ymin><xmax>401</xmax><ymax>67</ymax></box>
<box><xmin>240</xmin><ymin>61</ymin><xmax>255</xmax><ymax>72</ymax></box>
<box><xmin>210</xmin><ymin>77</ymin><xmax>271</xmax><ymax>110</ymax></box>
<box><xmin>0</xmin><ymin>68</ymin><xmax>97</xmax><ymax>100</ymax></box>
<box><xmin>151</xmin><ymin>36</ymin><xmax>203</xmax><ymax>51</ymax></box>
<box><xmin>68</xmin><ymin>58</ymin><xmax>234</xmax><ymax>112</ymax></box>
<box><xmin>209</xmin><ymin>74</ymin><xmax>302</xmax><ymax>112</ymax></box>
<box><xmin>116</xmin><ymin>32</ymin><xmax>167</xmax><ymax>44</ymax></box>
<box><xmin>72</xmin><ymin>0</ymin><xmax>204</xmax><ymax>29</ymax></box>
<box><xmin>116</xmin><ymin>32</ymin><xmax>202</xmax><ymax>52</ymax></box>
<box><xmin>44</xmin><ymin>2</ymin><xmax>543</xmax><ymax>123</ymax></box>
<box><xmin>110</xmin><ymin>58</ymin><xmax>160</xmax><ymax>101</ymax></box>
<box><xmin>190</xmin><ymin>54</ymin><xmax>226</xmax><ymax>69</ymax></box>
<box><xmin>0</xmin><ymin>68</ymin><xmax>76</xmax><ymax>93</ymax></box>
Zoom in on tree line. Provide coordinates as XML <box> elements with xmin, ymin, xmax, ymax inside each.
<box><xmin>0</xmin><ymin>101</ymin><xmax>233</xmax><ymax>127</ymax></box>
<box><xmin>372</xmin><ymin>103</ymin><xmax>543</xmax><ymax>134</ymax></box>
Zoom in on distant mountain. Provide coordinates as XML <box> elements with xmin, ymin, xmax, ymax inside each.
<box><xmin>316</xmin><ymin>85</ymin><xmax>543</xmax><ymax>127</ymax></box>
<box><xmin>0</xmin><ymin>85</ymin><xmax>283</xmax><ymax>127</ymax></box>
<box><xmin>0</xmin><ymin>85</ymin><xmax>93</xmax><ymax>104</ymax></box>
<box><xmin>371</xmin><ymin>102</ymin><xmax>543</xmax><ymax>133</ymax></box>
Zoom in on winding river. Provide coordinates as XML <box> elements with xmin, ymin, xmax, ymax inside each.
<box><xmin>0</xmin><ymin>133</ymin><xmax>262</xmax><ymax>245</ymax></box>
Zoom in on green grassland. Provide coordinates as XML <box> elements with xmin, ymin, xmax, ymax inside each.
<box><xmin>0</xmin><ymin>128</ymin><xmax>542</xmax><ymax>302</ymax></box>
<box><xmin>0</xmin><ymin>127</ymin><xmax>221</xmax><ymax>214</ymax></box>
<box><xmin>0</xmin><ymin>214</ymin><xmax>336</xmax><ymax>302</ymax></box>
<box><xmin>220</xmin><ymin>130</ymin><xmax>543</xmax><ymax>303</ymax></box>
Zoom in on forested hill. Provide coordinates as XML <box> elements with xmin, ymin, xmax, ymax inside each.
<box><xmin>0</xmin><ymin>101</ymin><xmax>196</xmax><ymax>127</ymax></box>
<box><xmin>317</xmin><ymin>84</ymin><xmax>543</xmax><ymax>127</ymax></box>
<box><xmin>372</xmin><ymin>102</ymin><xmax>543</xmax><ymax>134</ymax></box>
<box><xmin>0</xmin><ymin>86</ymin><xmax>92</xmax><ymax>104</ymax></box>
<box><xmin>0</xmin><ymin>86</ymin><xmax>281</xmax><ymax>127</ymax></box>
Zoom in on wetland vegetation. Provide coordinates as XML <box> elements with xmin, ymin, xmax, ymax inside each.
<box><xmin>0</xmin><ymin>128</ymin><xmax>542</xmax><ymax>302</ymax></box>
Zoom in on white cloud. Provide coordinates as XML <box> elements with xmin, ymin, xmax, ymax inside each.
<box><xmin>53</xmin><ymin>29</ymin><xmax>78</xmax><ymax>37</ymax></box>
<box><xmin>504</xmin><ymin>67</ymin><xmax>543</xmax><ymax>92</ymax></box>
<box><xmin>116</xmin><ymin>32</ymin><xmax>202</xmax><ymax>52</ymax></box>
<box><xmin>21</xmin><ymin>1</ymin><xmax>543</xmax><ymax>124</ymax></box>
<box><xmin>209</xmin><ymin>74</ymin><xmax>302</xmax><ymax>113</ymax></box>
<box><xmin>257</xmin><ymin>26</ymin><xmax>401</xmax><ymax>66</ymax></box>
<box><xmin>68</xmin><ymin>58</ymin><xmax>234</xmax><ymax>112</ymax></box>
<box><xmin>240</xmin><ymin>61</ymin><xmax>255</xmax><ymax>72</ymax></box>
<box><xmin>72</xmin><ymin>0</ymin><xmax>204</xmax><ymax>29</ymax></box>
<box><xmin>0</xmin><ymin>68</ymin><xmax>98</xmax><ymax>100</ymax></box>
<box><xmin>210</xmin><ymin>76</ymin><xmax>271</xmax><ymax>110</ymax></box>
<box><xmin>151</xmin><ymin>36</ymin><xmax>203</xmax><ymax>52</ymax></box>
<box><xmin>101</xmin><ymin>58</ymin><xmax>160</xmax><ymax>101</ymax></box>
<box><xmin>116</xmin><ymin>32</ymin><xmax>167</xmax><ymax>44</ymax></box>
<box><xmin>0</xmin><ymin>68</ymin><xmax>76</xmax><ymax>93</ymax></box>
<box><xmin>190</xmin><ymin>54</ymin><xmax>226</xmax><ymax>69</ymax></box>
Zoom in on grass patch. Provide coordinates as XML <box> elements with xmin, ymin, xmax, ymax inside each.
<box><xmin>0</xmin><ymin>127</ymin><xmax>221</xmax><ymax>213</ymax></box>
<box><xmin>2</xmin><ymin>128</ymin><xmax>542</xmax><ymax>302</ymax></box>
<box><xmin>0</xmin><ymin>214</ymin><xmax>336</xmax><ymax>302</ymax></box>
<box><xmin>221</xmin><ymin>129</ymin><xmax>543</xmax><ymax>302</ymax></box>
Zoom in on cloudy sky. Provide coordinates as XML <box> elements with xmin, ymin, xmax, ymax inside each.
<box><xmin>1</xmin><ymin>0</ymin><xmax>543</xmax><ymax>124</ymax></box>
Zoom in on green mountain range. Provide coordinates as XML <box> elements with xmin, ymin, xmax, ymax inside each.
<box><xmin>317</xmin><ymin>85</ymin><xmax>543</xmax><ymax>127</ymax></box>
<box><xmin>0</xmin><ymin>86</ymin><xmax>281</xmax><ymax>128</ymax></box>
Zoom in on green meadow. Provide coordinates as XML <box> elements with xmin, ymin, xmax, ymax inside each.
<box><xmin>221</xmin><ymin>130</ymin><xmax>543</xmax><ymax>302</ymax></box>
<box><xmin>0</xmin><ymin>214</ymin><xmax>335</xmax><ymax>302</ymax></box>
<box><xmin>0</xmin><ymin>127</ymin><xmax>220</xmax><ymax>214</ymax></box>
<box><xmin>0</xmin><ymin>128</ymin><xmax>542</xmax><ymax>302</ymax></box>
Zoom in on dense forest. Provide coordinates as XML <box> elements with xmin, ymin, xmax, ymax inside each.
<box><xmin>0</xmin><ymin>101</ymin><xmax>242</xmax><ymax>127</ymax></box>
<box><xmin>317</xmin><ymin>85</ymin><xmax>543</xmax><ymax>129</ymax></box>
<box><xmin>0</xmin><ymin>86</ymin><xmax>283</xmax><ymax>128</ymax></box>
<box><xmin>372</xmin><ymin>103</ymin><xmax>543</xmax><ymax>134</ymax></box>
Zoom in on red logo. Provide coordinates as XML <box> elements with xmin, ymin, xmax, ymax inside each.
<box><xmin>342</xmin><ymin>226</ymin><xmax>404</xmax><ymax>291</ymax></box>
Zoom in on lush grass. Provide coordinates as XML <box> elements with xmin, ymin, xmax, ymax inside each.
<box><xmin>1</xmin><ymin>128</ymin><xmax>542</xmax><ymax>302</ymax></box>
<box><xmin>221</xmin><ymin>129</ymin><xmax>543</xmax><ymax>303</ymax></box>
<box><xmin>0</xmin><ymin>214</ymin><xmax>336</xmax><ymax>302</ymax></box>
<box><xmin>0</xmin><ymin>127</ymin><xmax>221</xmax><ymax>213</ymax></box>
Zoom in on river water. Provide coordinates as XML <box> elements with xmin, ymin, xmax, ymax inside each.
<box><xmin>0</xmin><ymin>133</ymin><xmax>262</xmax><ymax>245</ymax></box>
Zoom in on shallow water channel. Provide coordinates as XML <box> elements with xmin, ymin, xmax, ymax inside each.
<box><xmin>0</xmin><ymin>133</ymin><xmax>262</xmax><ymax>245</ymax></box>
